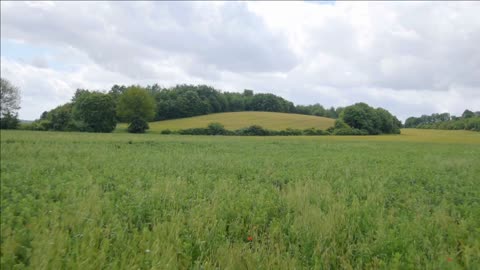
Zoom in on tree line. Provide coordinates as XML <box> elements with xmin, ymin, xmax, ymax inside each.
<box><xmin>165</xmin><ymin>102</ymin><xmax>402</xmax><ymax>136</ymax></box>
<box><xmin>111</xmin><ymin>84</ymin><xmax>344</xmax><ymax>120</ymax></box>
<box><xmin>404</xmin><ymin>110</ymin><xmax>480</xmax><ymax>131</ymax></box>
<box><xmin>21</xmin><ymin>83</ymin><xmax>348</xmax><ymax>133</ymax></box>
<box><xmin>2</xmin><ymin>79</ymin><xmax>402</xmax><ymax>135</ymax></box>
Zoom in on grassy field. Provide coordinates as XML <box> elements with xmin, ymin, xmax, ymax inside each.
<box><xmin>116</xmin><ymin>111</ymin><xmax>335</xmax><ymax>133</ymax></box>
<box><xmin>1</xmin><ymin>129</ymin><xmax>479</xmax><ymax>269</ymax></box>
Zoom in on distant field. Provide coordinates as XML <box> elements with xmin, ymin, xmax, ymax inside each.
<box><xmin>116</xmin><ymin>111</ymin><xmax>335</xmax><ymax>132</ymax></box>
<box><xmin>1</xmin><ymin>129</ymin><xmax>479</xmax><ymax>269</ymax></box>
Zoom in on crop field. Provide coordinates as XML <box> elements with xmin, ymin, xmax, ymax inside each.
<box><xmin>116</xmin><ymin>112</ymin><xmax>335</xmax><ymax>133</ymax></box>
<box><xmin>1</xmin><ymin>129</ymin><xmax>479</xmax><ymax>269</ymax></box>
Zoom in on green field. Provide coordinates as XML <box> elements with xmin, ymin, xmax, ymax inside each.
<box><xmin>116</xmin><ymin>111</ymin><xmax>335</xmax><ymax>132</ymax></box>
<box><xmin>1</xmin><ymin>129</ymin><xmax>480</xmax><ymax>269</ymax></box>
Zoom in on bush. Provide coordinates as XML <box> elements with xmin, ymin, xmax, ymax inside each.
<box><xmin>466</xmin><ymin>117</ymin><xmax>480</xmax><ymax>131</ymax></box>
<box><xmin>334</xmin><ymin>119</ymin><xmax>350</xmax><ymax>129</ymax></box>
<box><xmin>303</xmin><ymin>128</ymin><xmax>329</xmax><ymax>136</ymax></box>
<box><xmin>235</xmin><ymin>125</ymin><xmax>271</xmax><ymax>136</ymax></box>
<box><xmin>177</xmin><ymin>128</ymin><xmax>209</xmax><ymax>135</ymax></box>
<box><xmin>0</xmin><ymin>112</ymin><xmax>20</xmax><ymax>129</ymax></box>
<box><xmin>278</xmin><ymin>128</ymin><xmax>303</xmax><ymax>136</ymax></box>
<box><xmin>333</xmin><ymin>128</ymin><xmax>368</xmax><ymax>136</ymax></box>
<box><xmin>128</xmin><ymin>117</ymin><xmax>149</xmax><ymax>133</ymax></box>
<box><xmin>161</xmin><ymin>129</ymin><xmax>172</xmax><ymax>134</ymax></box>
<box><xmin>207</xmin><ymin>122</ymin><xmax>228</xmax><ymax>135</ymax></box>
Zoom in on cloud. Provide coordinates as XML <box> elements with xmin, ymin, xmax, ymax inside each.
<box><xmin>248</xmin><ymin>1</ymin><xmax>480</xmax><ymax>91</ymax></box>
<box><xmin>1</xmin><ymin>1</ymin><xmax>479</xmax><ymax>120</ymax></box>
<box><xmin>1</xmin><ymin>1</ymin><xmax>297</xmax><ymax>78</ymax></box>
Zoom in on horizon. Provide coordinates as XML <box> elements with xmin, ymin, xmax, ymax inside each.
<box><xmin>1</xmin><ymin>1</ymin><xmax>479</xmax><ymax>121</ymax></box>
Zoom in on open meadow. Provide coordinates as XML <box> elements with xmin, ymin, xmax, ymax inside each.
<box><xmin>1</xmin><ymin>129</ymin><xmax>479</xmax><ymax>269</ymax></box>
<box><xmin>115</xmin><ymin>112</ymin><xmax>335</xmax><ymax>133</ymax></box>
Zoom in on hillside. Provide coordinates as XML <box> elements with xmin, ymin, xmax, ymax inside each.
<box><xmin>117</xmin><ymin>111</ymin><xmax>335</xmax><ymax>132</ymax></box>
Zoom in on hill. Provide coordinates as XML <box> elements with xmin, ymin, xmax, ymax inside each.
<box><xmin>117</xmin><ymin>111</ymin><xmax>335</xmax><ymax>133</ymax></box>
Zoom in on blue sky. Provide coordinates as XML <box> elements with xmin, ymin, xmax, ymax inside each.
<box><xmin>1</xmin><ymin>39</ymin><xmax>70</xmax><ymax>71</ymax></box>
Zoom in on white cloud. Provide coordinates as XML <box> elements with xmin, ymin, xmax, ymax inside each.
<box><xmin>1</xmin><ymin>1</ymin><xmax>479</xmax><ymax>120</ymax></box>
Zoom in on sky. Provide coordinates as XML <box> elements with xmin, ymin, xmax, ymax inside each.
<box><xmin>1</xmin><ymin>1</ymin><xmax>479</xmax><ymax>121</ymax></box>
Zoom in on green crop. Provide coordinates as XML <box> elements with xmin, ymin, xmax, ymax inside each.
<box><xmin>1</xmin><ymin>130</ymin><xmax>479</xmax><ymax>269</ymax></box>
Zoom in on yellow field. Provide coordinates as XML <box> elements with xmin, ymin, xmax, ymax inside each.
<box><xmin>307</xmin><ymin>128</ymin><xmax>480</xmax><ymax>144</ymax></box>
<box><xmin>116</xmin><ymin>111</ymin><xmax>335</xmax><ymax>132</ymax></box>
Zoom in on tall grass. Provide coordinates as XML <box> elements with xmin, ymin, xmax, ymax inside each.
<box><xmin>1</xmin><ymin>130</ymin><xmax>479</xmax><ymax>269</ymax></box>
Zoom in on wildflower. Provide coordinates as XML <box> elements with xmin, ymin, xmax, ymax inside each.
<box><xmin>247</xmin><ymin>236</ymin><xmax>253</xmax><ymax>241</ymax></box>
<box><xmin>447</xmin><ymin>257</ymin><xmax>453</xmax><ymax>262</ymax></box>
<box><xmin>145</xmin><ymin>249</ymin><xmax>151</xmax><ymax>253</ymax></box>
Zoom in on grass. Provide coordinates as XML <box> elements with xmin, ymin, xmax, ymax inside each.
<box><xmin>116</xmin><ymin>111</ymin><xmax>335</xmax><ymax>133</ymax></box>
<box><xmin>1</xmin><ymin>129</ymin><xmax>480</xmax><ymax>269</ymax></box>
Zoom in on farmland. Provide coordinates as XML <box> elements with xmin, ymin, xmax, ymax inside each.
<box><xmin>1</xmin><ymin>129</ymin><xmax>480</xmax><ymax>269</ymax></box>
<box><xmin>115</xmin><ymin>111</ymin><xmax>335</xmax><ymax>133</ymax></box>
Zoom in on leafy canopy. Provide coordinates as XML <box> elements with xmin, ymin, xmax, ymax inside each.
<box><xmin>73</xmin><ymin>91</ymin><xmax>117</xmax><ymax>132</ymax></box>
<box><xmin>117</xmin><ymin>86</ymin><xmax>156</xmax><ymax>122</ymax></box>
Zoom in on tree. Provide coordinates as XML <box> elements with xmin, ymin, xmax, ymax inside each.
<box><xmin>0</xmin><ymin>112</ymin><xmax>20</xmax><ymax>129</ymax></box>
<box><xmin>340</xmin><ymin>103</ymin><xmax>380</xmax><ymax>134</ymax></box>
<box><xmin>47</xmin><ymin>103</ymin><xmax>74</xmax><ymax>131</ymax></box>
<box><xmin>117</xmin><ymin>86</ymin><xmax>156</xmax><ymax>133</ymax></box>
<box><xmin>462</xmin><ymin>109</ymin><xmax>475</xmax><ymax>119</ymax></box>
<box><xmin>72</xmin><ymin>91</ymin><xmax>117</xmax><ymax>132</ymax></box>
<box><xmin>108</xmin><ymin>84</ymin><xmax>128</xmax><ymax>107</ymax></box>
<box><xmin>0</xmin><ymin>78</ymin><xmax>21</xmax><ymax>129</ymax></box>
<box><xmin>340</xmin><ymin>103</ymin><xmax>400</xmax><ymax>135</ymax></box>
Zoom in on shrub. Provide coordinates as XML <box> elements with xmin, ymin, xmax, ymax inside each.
<box><xmin>177</xmin><ymin>128</ymin><xmax>209</xmax><ymax>135</ymax></box>
<box><xmin>207</xmin><ymin>122</ymin><xmax>227</xmax><ymax>135</ymax></box>
<box><xmin>303</xmin><ymin>128</ymin><xmax>329</xmax><ymax>136</ymax></box>
<box><xmin>161</xmin><ymin>129</ymin><xmax>172</xmax><ymax>134</ymax></box>
<box><xmin>333</xmin><ymin>128</ymin><xmax>368</xmax><ymax>136</ymax></box>
<box><xmin>466</xmin><ymin>117</ymin><xmax>480</xmax><ymax>131</ymax></box>
<box><xmin>235</xmin><ymin>125</ymin><xmax>270</xmax><ymax>136</ymax></box>
<box><xmin>334</xmin><ymin>119</ymin><xmax>350</xmax><ymax>129</ymax></box>
<box><xmin>0</xmin><ymin>112</ymin><xmax>20</xmax><ymax>129</ymax></box>
<box><xmin>278</xmin><ymin>128</ymin><xmax>303</xmax><ymax>136</ymax></box>
<box><xmin>128</xmin><ymin>117</ymin><xmax>149</xmax><ymax>133</ymax></box>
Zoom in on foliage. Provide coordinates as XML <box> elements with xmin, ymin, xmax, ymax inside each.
<box><xmin>115</xmin><ymin>83</ymin><xmax>343</xmax><ymax>121</ymax></box>
<box><xmin>127</xmin><ymin>117</ymin><xmax>150</xmax><ymax>133</ymax></box>
<box><xmin>176</xmin><ymin>124</ymin><xmax>328</xmax><ymax>136</ymax></box>
<box><xmin>207</xmin><ymin>122</ymin><xmax>228</xmax><ymax>135</ymax></box>
<box><xmin>235</xmin><ymin>125</ymin><xmax>271</xmax><ymax>136</ymax></box>
<box><xmin>1</xmin><ymin>130</ymin><xmax>479</xmax><ymax>269</ymax></box>
<box><xmin>340</xmin><ymin>103</ymin><xmax>401</xmax><ymax>135</ymax></box>
<box><xmin>276</xmin><ymin>128</ymin><xmax>303</xmax><ymax>136</ymax></box>
<box><xmin>0</xmin><ymin>78</ymin><xmax>21</xmax><ymax>116</ymax></box>
<box><xmin>0</xmin><ymin>111</ymin><xmax>20</xmax><ymax>129</ymax></box>
<box><xmin>333</xmin><ymin>127</ymin><xmax>368</xmax><ymax>136</ymax></box>
<box><xmin>177</xmin><ymin>127</ymin><xmax>210</xmax><ymax>135</ymax></box>
<box><xmin>0</xmin><ymin>78</ymin><xmax>21</xmax><ymax>129</ymax></box>
<box><xmin>334</xmin><ymin>119</ymin><xmax>350</xmax><ymax>129</ymax></box>
<box><xmin>405</xmin><ymin>109</ymin><xmax>480</xmax><ymax>131</ymax></box>
<box><xmin>462</xmin><ymin>109</ymin><xmax>475</xmax><ymax>119</ymax></box>
<box><xmin>117</xmin><ymin>86</ymin><xmax>156</xmax><ymax>122</ymax></box>
<box><xmin>47</xmin><ymin>103</ymin><xmax>75</xmax><ymax>131</ymax></box>
<box><xmin>302</xmin><ymin>128</ymin><xmax>329</xmax><ymax>136</ymax></box>
<box><xmin>72</xmin><ymin>91</ymin><xmax>117</xmax><ymax>133</ymax></box>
